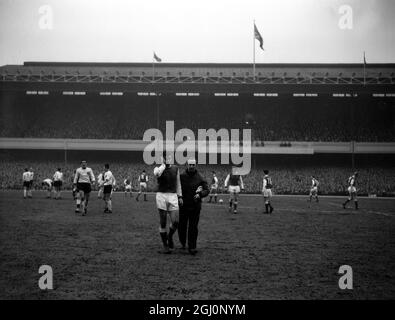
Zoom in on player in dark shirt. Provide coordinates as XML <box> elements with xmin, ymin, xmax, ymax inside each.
<box><xmin>153</xmin><ymin>153</ymin><xmax>182</xmax><ymax>254</ymax></box>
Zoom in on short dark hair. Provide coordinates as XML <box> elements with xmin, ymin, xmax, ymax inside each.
<box><xmin>264</xmin><ymin>170</ymin><xmax>269</xmax><ymax>174</ymax></box>
<box><xmin>105</xmin><ymin>164</ymin><xmax>110</xmax><ymax>169</ymax></box>
<box><xmin>58</xmin><ymin>168</ymin><xmax>61</xmax><ymax>171</ymax></box>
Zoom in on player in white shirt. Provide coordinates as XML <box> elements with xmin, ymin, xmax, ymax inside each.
<box><xmin>22</xmin><ymin>168</ymin><xmax>33</xmax><ymax>199</ymax></box>
<box><xmin>309</xmin><ymin>176</ymin><xmax>319</xmax><ymax>203</ymax></box>
<box><xmin>262</xmin><ymin>170</ymin><xmax>274</xmax><ymax>214</ymax></box>
<box><xmin>73</xmin><ymin>160</ymin><xmax>95</xmax><ymax>215</ymax></box>
<box><xmin>124</xmin><ymin>178</ymin><xmax>133</xmax><ymax>198</ymax></box>
<box><xmin>208</xmin><ymin>171</ymin><xmax>219</xmax><ymax>203</ymax></box>
<box><xmin>42</xmin><ymin>178</ymin><xmax>53</xmax><ymax>198</ymax></box>
<box><xmin>224</xmin><ymin>167</ymin><xmax>244</xmax><ymax>214</ymax></box>
<box><xmin>53</xmin><ymin>168</ymin><xmax>64</xmax><ymax>199</ymax></box>
<box><xmin>136</xmin><ymin>170</ymin><xmax>148</xmax><ymax>201</ymax></box>
<box><xmin>97</xmin><ymin>172</ymin><xmax>104</xmax><ymax>199</ymax></box>
<box><xmin>343</xmin><ymin>171</ymin><xmax>359</xmax><ymax>210</ymax></box>
<box><xmin>102</xmin><ymin>164</ymin><xmax>116</xmax><ymax>213</ymax></box>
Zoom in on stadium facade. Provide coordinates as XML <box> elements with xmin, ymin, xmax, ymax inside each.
<box><xmin>0</xmin><ymin>61</ymin><xmax>395</xmax><ymax>153</ymax></box>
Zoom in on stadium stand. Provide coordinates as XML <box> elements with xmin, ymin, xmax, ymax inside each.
<box><xmin>0</xmin><ymin>93</ymin><xmax>394</xmax><ymax>142</ymax></box>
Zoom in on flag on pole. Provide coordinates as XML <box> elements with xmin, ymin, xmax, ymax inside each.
<box><xmin>153</xmin><ymin>52</ymin><xmax>162</xmax><ymax>62</ymax></box>
<box><xmin>363</xmin><ymin>51</ymin><xmax>367</xmax><ymax>65</ymax></box>
<box><xmin>254</xmin><ymin>23</ymin><xmax>264</xmax><ymax>50</ymax></box>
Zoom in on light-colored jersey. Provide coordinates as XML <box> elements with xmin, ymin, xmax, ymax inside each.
<box><xmin>23</xmin><ymin>172</ymin><xmax>33</xmax><ymax>181</ymax></box>
<box><xmin>103</xmin><ymin>170</ymin><xmax>116</xmax><ymax>186</ymax></box>
<box><xmin>53</xmin><ymin>171</ymin><xmax>63</xmax><ymax>182</ymax></box>
<box><xmin>74</xmin><ymin>167</ymin><xmax>95</xmax><ymax>184</ymax></box>
<box><xmin>312</xmin><ymin>178</ymin><xmax>319</xmax><ymax>188</ymax></box>
<box><xmin>211</xmin><ymin>176</ymin><xmax>218</xmax><ymax>186</ymax></box>
<box><xmin>124</xmin><ymin>179</ymin><xmax>131</xmax><ymax>186</ymax></box>
<box><xmin>43</xmin><ymin>179</ymin><xmax>53</xmax><ymax>186</ymax></box>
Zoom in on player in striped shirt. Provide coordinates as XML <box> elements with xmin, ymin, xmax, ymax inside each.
<box><xmin>102</xmin><ymin>164</ymin><xmax>116</xmax><ymax>213</ymax></box>
<box><xmin>53</xmin><ymin>168</ymin><xmax>64</xmax><ymax>199</ymax></box>
<box><xmin>309</xmin><ymin>176</ymin><xmax>319</xmax><ymax>203</ymax></box>
<box><xmin>136</xmin><ymin>170</ymin><xmax>148</xmax><ymax>201</ymax></box>
<box><xmin>343</xmin><ymin>172</ymin><xmax>359</xmax><ymax>210</ymax></box>
<box><xmin>207</xmin><ymin>171</ymin><xmax>219</xmax><ymax>203</ymax></box>
<box><xmin>73</xmin><ymin>161</ymin><xmax>95</xmax><ymax>215</ymax></box>
<box><xmin>262</xmin><ymin>170</ymin><xmax>274</xmax><ymax>214</ymax></box>
<box><xmin>224</xmin><ymin>167</ymin><xmax>244</xmax><ymax>214</ymax></box>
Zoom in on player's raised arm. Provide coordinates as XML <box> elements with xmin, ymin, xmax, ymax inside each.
<box><xmin>176</xmin><ymin>168</ymin><xmax>182</xmax><ymax>198</ymax></box>
<box><xmin>239</xmin><ymin>176</ymin><xmax>245</xmax><ymax>190</ymax></box>
<box><xmin>224</xmin><ymin>174</ymin><xmax>230</xmax><ymax>189</ymax></box>
<box><xmin>153</xmin><ymin>163</ymin><xmax>166</xmax><ymax>177</ymax></box>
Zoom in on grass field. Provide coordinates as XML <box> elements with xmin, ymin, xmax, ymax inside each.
<box><xmin>0</xmin><ymin>190</ymin><xmax>394</xmax><ymax>300</ymax></box>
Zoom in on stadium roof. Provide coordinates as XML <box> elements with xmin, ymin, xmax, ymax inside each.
<box><xmin>0</xmin><ymin>61</ymin><xmax>394</xmax><ymax>85</ymax></box>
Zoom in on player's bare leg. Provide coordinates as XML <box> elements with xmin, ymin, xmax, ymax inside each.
<box><xmin>158</xmin><ymin>209</ymin><xmax>171</xmax><ymax>254</ymax></box>
<box><xmin>84</xmin><ymin>192</ymin><xmax>90</xmax><ymax>215</ymax></box>
<box><xmin>233</xmin><ymin>192</ymin><xmax>238</xmax><ymax>214</ymax></box>
<box><xmin>23</xmin><ymin>187</ymin><xmax>27</xmax><ymax>199</ymax></box>
<box><xmin>343</xmin><ymin>194</ymin><xmax>352</xmax><ymax>209</ymax></box>
<box><xmin>75</xmin><ymin>191</ymin><xmax>82</xmax><ymax>213</ymax></box>
<box><xmin>167</xmin><ymin>210</ymin><xmax>179</xmax><ymax>249</ymax></box>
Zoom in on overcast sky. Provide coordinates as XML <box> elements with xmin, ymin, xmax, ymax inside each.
<box><xmin>0</xmin><ymin>0</ymin><xmax>394</xmax><ymax>65</ymax></box>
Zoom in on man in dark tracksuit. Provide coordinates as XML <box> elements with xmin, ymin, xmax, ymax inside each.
<box><xmin>179</xmin><ymin>159</ymin><xmax>209</xmax><ymax>255</ymax></box>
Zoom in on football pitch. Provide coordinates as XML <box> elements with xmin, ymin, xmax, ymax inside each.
<box><xmin>0</xmin><ymin>190</ymin><xmax>394</xmax><ymax>300</ymax></box>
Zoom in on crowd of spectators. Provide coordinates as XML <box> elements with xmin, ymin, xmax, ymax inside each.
<box><xmin>1</xmin><ymin>94</ymin><xmax>394</xmax><ymax>142</ymax></box>
<box><xmin>1</xmin><ymin>160</ymin><xmax>394</xmax><ymax>196</ymax></box>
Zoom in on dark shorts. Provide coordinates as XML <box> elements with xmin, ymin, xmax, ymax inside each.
<box><xmin>54</xmin><ymin>181</ymin><xmax>62</xmax><ymax>188</ymax></box>
<box><xmin>103</xmin><ymin>185</ymin><xmax>113</xmax><ymax>195</ymax></box>
<box><xmin>23</xmin><ymin>181</ymin><xmax>30</xmax><ymax>188</ymax></box>
<box><xmin>76</xmin><ymin>183</ymin><xmax>91</xmax><ymax>194</ymax></box>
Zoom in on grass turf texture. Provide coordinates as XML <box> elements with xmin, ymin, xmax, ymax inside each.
<box><xmin>1</xmin><ymin>190</ymin><xmax>394</xmax><ymax>299</ymax></box>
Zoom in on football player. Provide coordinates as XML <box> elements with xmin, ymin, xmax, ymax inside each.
<box><xmin>224</xmin><ymin>167</ymin><xmax>244</xmax><ymax>214</ymax></box>
<box><xmin>53</xmin><ymin>168</ymin><xmax>64</xmax><ymax>199</ymax></box>
<box><xmin>136</xmin><ymin>170</ymin><xmax>148</xmax><ymax>201</ymax></box>
<box><xmin>207</xmin><ymin>171</ymin><xmax>219</xmax><ymax>203</ymax></box>
<box><xmin>153</xmin><ymin>153</ymin><xmax>182</xmax><ymax>254</ymax></box>
<box><xmin>42</xmin><ymin>178</ymin><xmax>53</xmax><ymax>198</ymax></box>
<box><xmin>309</xmin><ymin>175</ymin><xmax>319</xmax><ymax>203</ymax></box>
<box><xmin>124</xmin><ymin>178</ymin><xmax>133</xmax><ymax>198</ymax></box>
<box><xmin>102</xmin><ymin>164</ymin><xmax>116</xmax><ymax>213</ymax></box>
<box><xmin>73</xmin><ymin>161</ymin><xmax>95</xmax><ymax>215</ymax></box>
<box><xmin>262</xmin><ymin>170</ymin><xmax>274</xmax><ymax>214</ymax></box>
<box><xmin>343</xmin><ymin>171</ymin><xmax>359</xmax><ymax>210</ymax></box>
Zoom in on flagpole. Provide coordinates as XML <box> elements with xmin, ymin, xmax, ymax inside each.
<box><xmin>253</xmin><ymin>19</ymin><xmax>256</xmax><ymax>80</ymax></box>
<box><xmin>363</xmin><ymin>51</ymin><xmax>366</xmax><ymax>85</ymax></box>
<box><xmin>152</xmin><ymin>51</ymin><xmax>155</xmax><ymax>83</ymax></box>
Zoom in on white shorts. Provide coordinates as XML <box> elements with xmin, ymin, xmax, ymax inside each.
<box><xmin>348</xmin><ymin>186</ymin><xmax>357</xmax><ymax>194</ymax></box>
<box><xmin>228</xmin><ymin>185</ymin><xmax>241</xmax><ymax>194</ymax></box>
<box><xmin>125</xmin><ymin>185</ymin><xmax>132</xmax><ymax>191</ymax></box>
<box><xmin>140</xmin><ymin>182</ymin><xmax>147</xmax><ymax>190</ymax></box>
<box><xmin>156</xmin><ymin>192</ymin><xmax>179</xmax><ymax>211</ymax></box>
<box><xmin>310</xmin><ymin>186</ymin><xmax>318</xmax><ymax>194</ymax></box>
<box><xmin>262</xmin><ymin>188</ymin><xmax>272</xmax><ymax>198</ymax></box>
<box><xmin>210</xmin><ymin>184</ymin><xmax>218</xmax><ymax>192</ymax></box>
